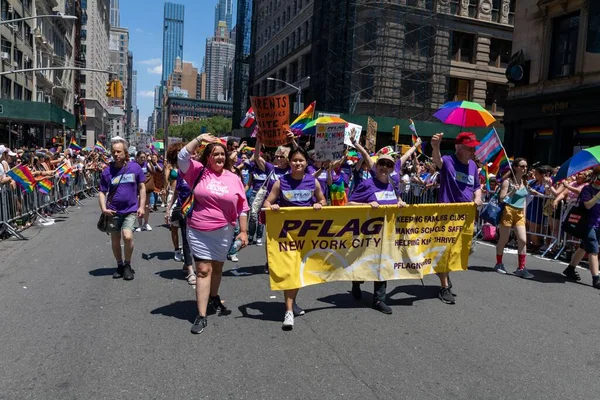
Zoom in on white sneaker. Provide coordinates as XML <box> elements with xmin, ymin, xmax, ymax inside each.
<box><xmin>134</xmin><ymin>227</ymin><xmax>142</xmax><ymax>232</ymax></box>
<box><xmin>256</xmin><ymin>238</ymin><xmax>263</xmax><ymax>246</ymax></box>
<box><xmin>145</xmin><ymin>223</ymin><xmax>152</xmax><ymax>231</ymax></box>
<box><xmin>174</xmin><ymin>249</ymin><xmax>183</xmax><ymax>262</ymax></box>
<box><xmin>161</xmin><ymin>203</ymin><xmax>166</xmax><ymax>208</ymax></box>
<box><xmin>229</xmin><ymin>254</ymin><xmax>239</xmax><ymax>262</ymax></box>
<box><xmin>282</xmin><ymin>311</ymin><xmax>294</xmax><ymax>331</ymax></box>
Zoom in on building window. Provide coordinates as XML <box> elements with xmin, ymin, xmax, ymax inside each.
<box><xmin>302</xmin><ymin>53</ymin><xmax>311</xmax><ymax>77</ymax></box>
<box><xmin>491</xmin><ymin>0</ymin><xmax>500</xmax><ymax>23</ymax></box>
<box><xmin>1</xmin><ymin>76</ymin><xmax>11</xmax><ymax>98</ymax></box>
<box><xmin>1</xmin><ymin>0</ymin><xmax>8</xmax><ymax>20</ymax></box>
<box><xmin>304</xmin><ymin>21</ymin><xmax>309</xmax><ymax>42</ymax></box>
<box><xmin>448</xmin><ymin>78</ymin><xmax>471</xmax><ymax>101</ymax></box>
<box><xmin>485</xmin><ymin>83</ymin><xmax>507</xmax><ymax>113</ymax></box>
<box><xmin>269</xmin><ymin>75</ymin><xmax>276</xmax><ymax>93</ymax></box>
<box><xmin>13</xmin><ymin>49</ymin><xmax>22</xmax><ymax>68</ymax></box>
<box><xmin>290</xmin><ymin>60</ymin><xmax>299</xmax><ymax>82</ymax></box>
<box><xmin>1</xmin><ymin>36</ymin><xmax>11</xmax><ymax>62</ymax></box>
<box><xmin>401</xmin><ymin>71</ymin><xmax>431</xmax><ymax>104</ymax></box>
<box><xmin>549</xmin><ymin>12</ymin><xmax>580</xmax><ymax>79</ymax></box>
<box><xmin>489</xmin><ymin>38</ymin><xmax>511</xmax><ymax>68</ymax></box>
<box><xmin>14</xmin><ymin>83</ymin><xmax>22</xmax><ymax>100</ymax></box>
<box><xmin>361</xmin><ymin>66</ymin><xmax>374</xmax><ymax>100</ymax></box>
<box><xmin>404</xmin><ymin>24</ymin><xmax>433</xmax><ymax>57</ymax></box>
<box><xmin>278</xmin><ymin>68</ymin><xmax>287</xmax><ymax>87</ymax></box>
<box><xmin>451</xmin><ymin>31</ymin><xmax>474</xmax><ymax>63</ymax></box>
<box><xmin>363</xmin><ymin>20</ymin><xmax>377</xmax><ymax>50</ymax></box>
<box><xmin>24</xmin><ymin>89</ymin><xmax>31</xmax><ymax>101</ymax></box>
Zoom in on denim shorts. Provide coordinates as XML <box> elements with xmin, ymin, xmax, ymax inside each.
<box><xmin>584</xmin><ymin>226</ymin><xmax>600</xmax><ymax>255</ymax></box>
<box><xmin>106</xmin><ymin>213</ymin><xmax>136</xmax><ymax>234</ymax></box>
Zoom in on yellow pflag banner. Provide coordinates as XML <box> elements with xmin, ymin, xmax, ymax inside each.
<box><xmin>265</xmin><ymin>203</ymin><xmax>475</xmax><ymax>290</ymax></box>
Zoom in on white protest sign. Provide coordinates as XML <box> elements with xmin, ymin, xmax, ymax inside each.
<box><xmin>344</xmin><ymin>123</ymin><xmax>362</xmax><ymax>147</ymax></box>
<box><xmin>314</xmin><ymin>123</ymin><xmax>346</xmax><ymax>161</ymax></box>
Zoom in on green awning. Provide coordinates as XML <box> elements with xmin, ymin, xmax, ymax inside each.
<box><xmin>0</xmin><ymin>99</ymin><xmax>76</xmax><ymax>128</ymax></box>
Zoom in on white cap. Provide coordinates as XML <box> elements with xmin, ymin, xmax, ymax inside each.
<box><xmin>7</xmin><ymin>149</ymin><xmax>16</xmax><ymax>156</ymax></box>
<box><xmin>0</xmin><ymin>145</ymin><xmax>6</xmax><ymax>154</ymax></box>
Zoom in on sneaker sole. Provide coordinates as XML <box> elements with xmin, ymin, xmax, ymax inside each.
<box><xmin>282</xmin><ymin>324</ymin><xmax>293</xmax><ymax>331</ymax></box>
<box><xmin>191</xmin><ymin>327</ymin><xmax>205</xmax><ymax>334</ymax></box>
<box><xmin>439</xmin><ymin>296</ymin><xmax>456</xmax><ymax>305</ymax></box>
<box><xmin>495</xmin><ymin>269</ymin><xmax>507</xmax><ymax>274</ymax></box>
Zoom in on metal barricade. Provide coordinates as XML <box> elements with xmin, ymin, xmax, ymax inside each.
<box><xmin>400</xmin><ymin>183</ymin><xmax>439</xmax><ymax>205</ymax></box>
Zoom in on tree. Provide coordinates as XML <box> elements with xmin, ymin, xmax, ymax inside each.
<box><xmin>166</xmin><ymin>116</ymin><xmax>233</xmax><ymax>142</ymax></box>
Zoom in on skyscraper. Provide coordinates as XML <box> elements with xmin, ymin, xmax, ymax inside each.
<box><xmin>214</xmin><ymin>0</ymin><xmax>233</xmax><ymax>32</ymax></box>
<box><xmin>162</xmin><ymin>2</ymin><xmax>185</xmax><ymax>86</ymax></box>
<box><xmin>110</xmin><ymin>0</ymin><xmax>120</xmax><ymax>27</ymax></box>
<box><xmin>206</xmin><ymin>21</ymin><xmax>235</xmax><ymax>101</ymax></box>
<box><xmin>132</xmin><ymin>70</ymin><xmax>138</xmax><ymax>130</ymax></box>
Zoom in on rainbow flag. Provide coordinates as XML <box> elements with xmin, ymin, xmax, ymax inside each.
<box><xmin>289</xmin><ymin>101</ymin><xmax>316</xmax><ymax>135</ymax></box>
<box><xmin>7</xmin><ymin>165</ymin><xmax>36</xmax><ymax>193</ymax></box>
<box><xmin>95</xmin><ymin>141</ymin><xmax>107</xmax><ymax>153</ymax></box>
<box><xmin>329</xmin><ymin>175</ymin><xmax>347</xmax><ymax>206</ymax></box>
<box><xmin>480</xmin><ymin>164</ymin><xmax>491</xmax><ymax>191</ymax></box>
<box><xmin>411</xmin><ymin>134</ymin><xmax>424</xmax><ymax>154</ymax></box>
<box><xmin>56</xmin><ymin>163</ymin><xmax>71</xmax><ymax>177</ymax></box>
<box><xmin>489</xmin><ymin>151</ymin><xmax>513</xmax><ymax>176</ymax></box>
<box><xmin>69</xmin><ymin>136</ymin><xmax>81</xmax><ymax>151</ymax></box>
<box><xmin>37</xmin><ymin>178</ymin><xmax>54</xmax><ymax>194</ymax></box>
<box><xmin>240</xmin><ymin>146</ymin><xmax>255</xmax><ymax>152</ymax></box>
<box><xmin>408</xmin><ymin>119</ymin><xmax>417</xmax><ymax>135</ymax></box>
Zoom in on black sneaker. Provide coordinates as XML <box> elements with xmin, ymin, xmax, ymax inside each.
<box><xmin>439</xmin><ymin>287</ymin><xmax>456</xmax><ymax>304</ymax></box>
<box><xmin>563</xmin><ymin>267</ymin><xmax>581</xmax><ymax>282</ymax></box>
<box><xmin>112</xmin><ymin>264</ymin><xmax>124</xmax><ymax>279</ymax></box>
<box><xmin>372</xmin><ymin>301</ymin><xmax>392</xmax><ymax>314</ymax></box>
<box><xmin>123</xmin><ymin>264</ymin><xmax>135</xmax><ymax>281</ymax></box>
<box><xmin>209</xmin><ymin>295</ymin><xmax>232</xmax><ymax>316</ymax></box>
<box><xmin>351</xmin><ymin>282</ymin><xmax>362</xmax><ymax>300</ymax></box>
<box><xmin>293</xmin><ymin>301</ymin><xmax>305</xmax><ymax>317</ymax></box>
<box><xmin>593</xmin><ymin>279</ymin><xmax>600</xmax><ymax>290</ymax></box>
<box><xmin>191</xmin><ymin>314</ymin><xmax>207</xmax><ymax>334</ymax></box>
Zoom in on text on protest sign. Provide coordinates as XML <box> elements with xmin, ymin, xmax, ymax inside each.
<box><xmin>265</xmin><ymin>203</ymin><xmax>475</xmax><ymax>290</ymax></box>
<box><xmin>314</xmin><ymin>122</ymin><xmax>346</xmax><ymax>161</ymax></box>
<box><xmin>250</xmin><ymin>95</ymin><xmax>290</xmax><ymax>147</ymax></box>
<box><xmin>344</xmin><ymin>123</ymin><xmax>362</xmax><ymax>147</ymax></box>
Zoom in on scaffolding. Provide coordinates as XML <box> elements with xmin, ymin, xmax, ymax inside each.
<box><xmin>311</xmin><ymin>0</ymin><xmax>451</xmax><ymax>122</ymax></box>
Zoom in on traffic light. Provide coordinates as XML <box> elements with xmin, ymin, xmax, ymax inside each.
<box><xmin>114</xmin><ymin>79</ymin><xmax>123</xmax><ymax>99</ymax></box>
<box><xmin>392</xmin><ymin>125</ymin><xmax>400</xmax><ymax>143</ymax></box>
<box><xmin>105</xmin><ymin>81</ymin><xmax>114</xmax><ymax>98</ymax></box>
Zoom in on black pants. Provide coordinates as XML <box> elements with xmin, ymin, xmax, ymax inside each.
<box><xmin>353</xmin><ymin>281</ymin><xmax>387</xmax><ymax>302</ymax></box>
<box><xmin>180</xmin><ymin>219</ymin><xmax>193</xmax><ymax>267</ymax></box>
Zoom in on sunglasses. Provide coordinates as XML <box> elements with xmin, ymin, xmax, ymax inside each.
<box><xmin>377</xmin><ymin>160</ymin><xmax>394</xmax><ymax>168</ymax></box>
<box><xmin>275</xmin><ymin>155</ymin><xmax>286</xmax><ymax>159</ymax></box>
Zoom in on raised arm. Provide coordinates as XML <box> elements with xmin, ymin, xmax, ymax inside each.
<box><xmin>430</xmin><ymin>133</ymin><xmax>443</xmax><ymax>170</ymax></box>
<box><xmin>180</xmin><ymin>133</ymin><xmax>218</xmax><ymax>173</ymax></box>
<box><xmin>400</xmin><ymin>137</ymin><xmax>421</xmax><ymax>164</ymax></box>
<box><xmin>350</xmin><ymin>136</ymin><xmax>374</xmax><ymax>170</ymax></box>
<box><xmin>253</xmin><ymin>136</ymin><xmax>267</xmax><ymax>171</ymax></box>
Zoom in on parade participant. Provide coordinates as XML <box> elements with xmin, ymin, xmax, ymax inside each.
<box><xmin>525</xmin><ymin>166</ymin><xmax>548</xmax><ymax>251</ymax></box>
<box><xmin>346</xmin><ymin>153</ymin><xmax>407</xmax><ymax>314</ymax></box>
<box><xmin>580</xmin><ymin>166</ymin><xmax>600</xmax><ymax>289</ymax></box>
<box><xmin>149</xmin><ymin>153</ymin><xmax>164</xmax><ymax>211</ymax></box>
<box><xmin>98</xmin><ymin>138</ymin><xmax>146</xmax><ymax>281</ymax></box>
<box><xmin>178</xmin><ymin>134</ymin><xmax>249</xmax><ymax>335</ymax></box>
<box><xmin>247</xmin><ymin>136</ymin><xmax>274</xmax><ymax>245</ymax></box>
<box><xmin>494</xmin><ymin>158</ymin><xmax>533</xmax><ymax>279</ymax></box>
<box><xmin>134</xmin><ymin>151</ymin><xmax>154</xmax><ymax>231</ymax></box>
<box><xmin>165</xmin><ymin>142</ymin><xmax>196</xmax><ymax>285</ymax></box>
<box><xmin>263</xmin><ymin>146</ymin><xmax>327</xmax><ymax>330</ymax></box>
<box><xmin>431</xmin><ymin>132</ymin><xmax>482</xmax><ymax>304</ymax></box>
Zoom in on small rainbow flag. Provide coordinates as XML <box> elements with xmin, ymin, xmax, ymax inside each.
<box><xmin>411</xmin><ymin>134</ymin><xmax>423</xmax><ymax>154</ymax></box>
<box><xmin>329</xmin><ymin>175</ymin><xmax>347</xmax><ymax>206</ymax></box>
<box><xmin>408</xmin><ymin>119</ymin><xmax>417</xmax><ymax>135</ymax></box>
<box><xmin>289</xmin><ymin>101</ymin><xmax>316</xmax><ymax>135</ymax></box>
<box><xmin>56</xmin><ymin>163</ymin><xmax>71</xmax><ymax>177</ymax></box>
<box><xmin>69</xmin><ymin>136</ymin><xmax>81</xmax><ymax>151</ymax></box>
<box><xmin>480</xmin><ymin>164</ymin><xmax>491</xmax><ymax>191</ymax></box>
<box><xmin>37</xmin><ymin>178</ymin><xmax>54</xmax><ymax>194</ymax></box>
<box><xmin>7</xmin><ymin>165</ymin><xmax>36</xmax><ymax>193</ymax></box>
<box><xmin>95</xmin><ymin>141</ymin><xmax>107</xmax><ymax>153</ymax></box>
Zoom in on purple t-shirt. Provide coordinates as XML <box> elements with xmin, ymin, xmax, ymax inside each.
<box><xmin>249</xmin><ymin>161</ymin><xmax>274</xmax><ymax>192</ymax></box>
<box><xmin>315</xmin><ymin>169</ymin><xmax>330</xmax><ymax>201</ymax></box>
<box><xmin>100</xmin><ymin>162</ymin><xmax>146</xmax><ymax>214</ymax></box>
<box><xmin>278</xmin><ymin>173</ymin><xmax>316</xmax><ymax>207</ymax></box>
<box><xmin>267</xmin><ymin>166</ymin><xmax>291</xmax><ymax>192</ymax></box>
<box><xmin>438</xmin><ymin>154</ymin><xmax>480</xmax><ymax>203</ymax></box>
<box><xmin>581</xmin><ymin>185</ymin><xmax>600</xmax><ymax>228</ymax></box>
<box><xmin>349</xmin><ymin>177</ymin><xmax>398</xmax><ymax>205</ymax></box>
<box><xmin>175</xmin><ymin>174</ymin><xmax>191</xmax><ymax>206</ymax></box>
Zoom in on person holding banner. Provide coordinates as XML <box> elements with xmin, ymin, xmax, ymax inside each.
<box><xmin>431</xmin><ymin>132</ymin><xmax>483</xmax><ymax>304</ymax></box>
<box><xmin>178</xmin><ymin>134</ymin><xmax>250</xmax><ymax>335</ymax></box>
<box><xmin>263</xmin><ymin>147</ymin><xmax>327</xmax><ymax>331</ymax></box>
<box><xmin>494</xmin><ymin>158</ymin><xmax>533</xmax><ymax>279</ymax></box>
<box><xmin>346</xmin><ymin>153</ymin><xmax>407</xmax><ymax>314</ymax></box>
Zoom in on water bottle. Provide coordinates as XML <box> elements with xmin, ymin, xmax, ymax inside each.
<box><xmin>229</xmin><ymin>239</ymin><xmax>242</xmax><ymax>255</ymax></box>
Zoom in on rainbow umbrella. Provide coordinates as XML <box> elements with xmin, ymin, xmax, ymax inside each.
<box><xmin>433</xmin><ymin>101</ymin><xmax>496</xmax><ymax>128</ymax></box>
<box><xmin>554</xmin><ymin>146</ymin><xmax>600</xmax><ymax>182</ymax></box>
<box><xmin>301</xmin><ymin>116</ymin><xmax>348</xmax><ymax>135</ymax></box>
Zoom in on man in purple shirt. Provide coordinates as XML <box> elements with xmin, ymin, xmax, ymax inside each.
<box><xmin>99</xmin><ymin>138</ymin><xmax>146</xmax><ymax>281</ymax></box>
<box><xmin>431</xmin><ymin>132</ymin><xmax>482</xmax><ymax>304</ymax></box>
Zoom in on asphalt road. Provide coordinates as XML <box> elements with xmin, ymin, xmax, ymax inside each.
<box><xmin>1</xmin><ymin>199</ymin><xmax>600</xmax><ymax>399</ymax></box>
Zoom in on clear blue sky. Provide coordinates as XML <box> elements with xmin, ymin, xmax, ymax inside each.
<box><xmin>120</xmin><ymin>0</ymin><xmax>236</xmax><ymax>132</ymax></box>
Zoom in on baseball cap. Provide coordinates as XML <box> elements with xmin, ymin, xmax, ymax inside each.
<box><xmin>7</xmin><ymin>149</ymin><xmax>17</xmax><ymax>156</ymax></box>
<box><xmin>377</xmin><ymin>154</ymin><xmax>395</xmax><ymax>163</ymax></box>
<box><xmin>455</xmin><ymin>132</ymin><xmax>480</xmax><ymax>147</ymax></box>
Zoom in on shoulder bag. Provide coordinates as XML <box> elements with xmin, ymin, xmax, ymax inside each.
<box><xmin>97</xmin><ymin>163</ymin><xmax>128</xmax><ymax>232</ymax></box>
<box><xmin>251</xmin><ymin>170</ymin><xmax>275</xmax><ymax>215</ymax></box>
<box><xmin>480</xmin><ymin>193</ymin><xmax>504</xmax><ymax>226</ymax></box>
<box><xmin>180</xmin><ymin>166</ymin><xmax>206</xmax><ymax>219</ymax></box>
<box><xmin>561</xmin><ymin>195</ymin><xmax>589</xmax><ymax>239</ymax></box>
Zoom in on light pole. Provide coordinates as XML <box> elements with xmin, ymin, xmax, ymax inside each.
<box><xmin>0</xmin><ymin>14</ymin><xmax>77</xmax><ymax>26</ymax></box>
<box><xmin>61</xmin><ymin>118</ymin><xmax>66</xmax><ymax>149</ymax></box>
<box><xmin>267</xmin><ymin>76</ymin><xmax>310</xmax><ymax>114</ymax></box>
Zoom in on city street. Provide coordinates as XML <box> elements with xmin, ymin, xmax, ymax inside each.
<box><xmin>1</xmin><ymin>199</ymin><xmax>600</xmax><ymax>399</ymax></box>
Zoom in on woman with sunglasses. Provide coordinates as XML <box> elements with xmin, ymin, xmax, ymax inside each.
<box><xmin>346</xmin><ymin>153</ymin><xmax>407</xmax><ymax>314</ymax></box>
<box><xmin>494</xmin><ymin>158</ymin><xmax>533</xmax><ymax>279</ymax></box>
<box><xmin>263</xmin><ymin>147</ymin><xmax>327</xmax><ymax>330</ymax></box>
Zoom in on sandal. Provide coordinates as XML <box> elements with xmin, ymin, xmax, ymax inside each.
<box><xmin>186</xmin><ymin>272</ymin><xmax>196</xmax><ymax>285</ymax></box>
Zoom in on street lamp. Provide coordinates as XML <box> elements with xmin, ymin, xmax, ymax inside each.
<box><xmin>0</xmin><ymin>14</ymin><xmax>77</xmax><ymax>26</ymax></box>
<box><xmin>267</xmin><ymin>76</ymin><xmax>310</xmax><ymax>114</ymax></box>
<box><xmin>61</xmin><ymin>118</ymin><xmax>66</xmax><ymax>149</ymax></box>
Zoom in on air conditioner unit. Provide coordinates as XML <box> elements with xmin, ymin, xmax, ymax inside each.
<box><xmin>1</xmin><ymin>52</ymin><xmax>9</xmax><ymax>60</ymax></box>
<box><xmin>12</xmin><ymin>61</ymin><xmax>18</xmax><ymax>67</ymax></box>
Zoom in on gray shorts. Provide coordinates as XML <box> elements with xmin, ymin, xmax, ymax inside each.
<box><xmin>106</xmin><ymin>213</ymin><xmax>136</xmax><ymax>234</ymax></box>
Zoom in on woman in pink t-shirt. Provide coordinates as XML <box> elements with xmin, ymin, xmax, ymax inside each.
<box><xmin>178</xmin><ymin>134</ymin><xmax>250</xmax><ymax>335</ymax></box>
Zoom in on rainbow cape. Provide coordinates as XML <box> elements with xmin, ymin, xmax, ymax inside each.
<box><xmin>37</xmin><ymin>178</ymin><xmax>54</xmax><ymax>194</ymax></box>
<box><xmin>7</xmin><ymin>165</ymin><xmax>36</xmax><ymax>193</ymax></box>
<box><xmin>289</xmin><ymin>101</ymin><xmax>316</xmax><ymax>135</ymax></box>
<box><xmin>69</xmin><ymin>137</ymin><xmax>82</xmax><ymax>151</ymax></box>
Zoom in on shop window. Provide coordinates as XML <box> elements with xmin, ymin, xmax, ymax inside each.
<box><xmin>485</xmin><ymin>83</ymin><xmax>507</xmax><ymax>113</ymax></box>
<box><xmin>448</xmin><ymin>78</ymin><xmax>471</xmax><ymax>101</ymax></box>
<box><xmin>451</xmin><ymin>31</ymin><xmax>474</xmax><ymax>63</ymax></box>
<box><xmin>549</xmin><ymin>12</ymin><xmax>580</xmax><ymax>79</ymax></box>
<box><xmin>489</xmin><ymin>38</ymin><xmax>511</xmax><ymax>68</ymax></box>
